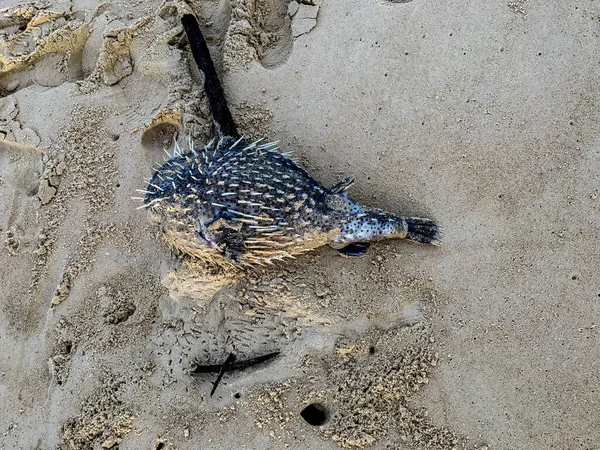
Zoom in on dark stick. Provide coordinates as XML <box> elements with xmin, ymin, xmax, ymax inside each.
<box><xmin>230</xmin><ymin>351</ymin><xmax>280</xmax><ymax>370</ymax></box>
<box><xmin>210</xmin><ymin>352</ymin><xmax>236</xmax><ymax>396</ymax></box>
<box><xmin>181</xmin><ymin>14</ymin><xmax>239</xmax><ymax>139</ymax></box>
<box><xmin>192</xmin><ymin>351</ymin><xmax>281</xmax><ymax>374</ymax></box>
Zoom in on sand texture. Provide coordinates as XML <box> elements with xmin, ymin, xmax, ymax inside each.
<box><xmin>0</xmin><ymin>0</ymin><xmax>598</xmax><ymax>449</ymax></box>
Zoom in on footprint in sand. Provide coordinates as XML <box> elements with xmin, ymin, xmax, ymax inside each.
<box><xmin>0</xmin><ymin>139</ymin><xmax>43</xmax><ymax>197</ymax></box>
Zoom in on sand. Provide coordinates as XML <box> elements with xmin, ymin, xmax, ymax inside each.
<box><xmin>0</xmin><ymin>0</ymin><xmax>598</xmax><ymax>449</ymax></box>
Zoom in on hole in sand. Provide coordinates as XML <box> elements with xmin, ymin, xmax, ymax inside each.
<box><xmin>301</xmin><ymin>403</ymin><xmax>328</xmax><ymax>426</ymax></box>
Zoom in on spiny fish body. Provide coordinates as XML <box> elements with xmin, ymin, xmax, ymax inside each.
<box><xmin>142</xmin><ymin>136</ymin><xmax>440</xmax><ymax>267</ymax></box>
<box><xmin>140</xmin><ymin>14</ymin><xmax>440</xmax><ymax>266</ymax></box>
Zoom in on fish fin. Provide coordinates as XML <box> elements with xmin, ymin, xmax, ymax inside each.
<box><xmin>404</xmin><ymin>217</ymin><xmax>441</xmax><ymax>246</ymax></box>
<box><xmin>199</xmin><ymin>215</ymin><xmax>246</xmax><ymax>262</ymax></box>
<box><xmin>336</xmin><ymin>242</ymin><xmax>370</xmax><ymax>257</ymax></box>
<box><xmin>328</xmin><ymin>176</ymin><xmax>355</xmax><ymax>194</ymax></box>
<box><xmin>217</xmin><ymin>227</ymin><xmax>246</xmax><ymax>263</ymax></box>
<box><xmin>181</xmin><ymin>14</ymin><xmax>239</xmax><ymax>139</ymax></box>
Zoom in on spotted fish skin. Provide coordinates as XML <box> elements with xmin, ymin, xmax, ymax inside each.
<box><xmin>143</xmin><ymin>137</ymin><xmax>440</xmax><ymax>267</ymax></box>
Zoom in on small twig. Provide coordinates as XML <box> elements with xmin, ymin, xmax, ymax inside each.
<box><xmin>191</xmin><ymin>351</ymin><xmax>281</xmax><ymax>374</ymax></box>
<box><xmin>210</xmin><ymin>352</ymin><xmax>236</xmax><ymax>396</ymax></box>
<box><xmin>191</xmin><ymin>351</ymin><xmax>281</xmax><ymax>396</ymax></box>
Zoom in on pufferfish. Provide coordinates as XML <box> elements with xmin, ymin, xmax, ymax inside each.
<box><xmin>139</xmin><ymin>14</ymin><xmax>440</xmax><ymax>267</ymax></box>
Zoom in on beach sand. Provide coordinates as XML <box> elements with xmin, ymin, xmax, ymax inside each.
<box><xmin>0</xmin><ymin>0</ymin><xmax>598</xmax><ymax>448</ymax></box>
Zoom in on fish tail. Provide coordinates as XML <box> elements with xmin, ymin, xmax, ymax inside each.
<box><xmin>404</xmin><ymin>217</ymin><xmax>442</xmax><ymax>246</ymax></box>
<box><xmin>181</xmin><ymin>14</ymin><xmax>239</xmax><ymax>139</ymax></box>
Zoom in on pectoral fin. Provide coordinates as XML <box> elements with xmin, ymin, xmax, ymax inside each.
<box><xmin>335</xmin><ymin>242</ymin><xmax>370</xmax><ymax>257</ymax></box>
<box><xmin>197</xmin><ymin>215</ymin><xmax>246</xmax><ymax>262</ymax></box>
<box><xmin>217</xmin><ymin>227</ymin><xmax>246</xmax><ymax>263</ymax></box>
<box><xmin>328</xmin><ymin>176</ymin><xmax>355</xmax><ymax>194</ymax></box>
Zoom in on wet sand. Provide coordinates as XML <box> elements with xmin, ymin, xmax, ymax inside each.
<box><xmin>0</xmin><ymin>0</ymin><xmax>598</xmax><ymax>448</ymax></box>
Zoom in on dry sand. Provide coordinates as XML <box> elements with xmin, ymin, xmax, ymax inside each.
<box><xmin>0</xmin><ymin>0</ymin><xmax>598</xmax><ymax>449</ymax></box>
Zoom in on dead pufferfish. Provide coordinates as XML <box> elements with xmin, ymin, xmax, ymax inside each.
<box><xmin>140</xmin><ymin>15</ymin><xmax>441</xmax><ymax>267</ymax></box>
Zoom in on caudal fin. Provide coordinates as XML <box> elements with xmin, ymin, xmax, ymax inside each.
<box><xmin>404</xmin><ymin>217</ymin><xmax>441</xmax><ymax>246</ymax></box>
<box><xmin>181</xmin><ymin>14</ymin><xmax>239</xmax><ymax>139</ymax></box>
